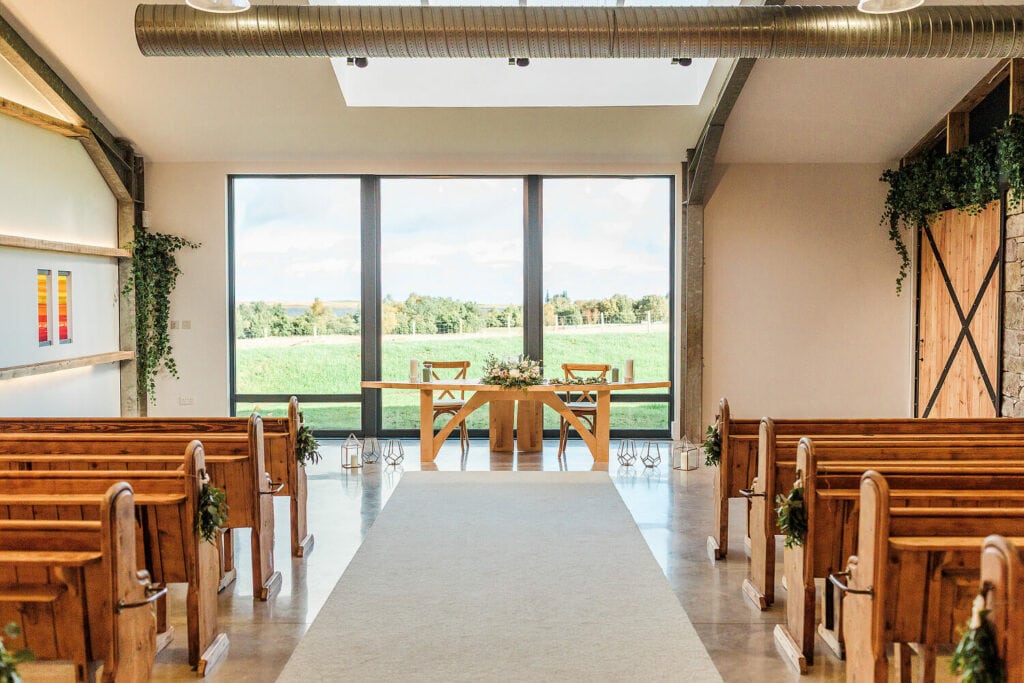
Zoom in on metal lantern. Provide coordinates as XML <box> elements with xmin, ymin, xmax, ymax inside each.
<box><xmin>672</xmin><ymin>440</ymin><xmax>700</xmax><ymax>471</ymax></box>
<box><xmin>383</xmin><ymin>440</ymin><xmax>406</xmax><ymax>466</ymax></box>
<box><xmin>362</xmin><ymin>437</ymin><xmax>381</xmax><ymax>464</ymax></box>
<box><xmin>616</xmin><ymin>439</ymin><xmax>638</xmax><ymax>466</ymax></box>
<box><xmin>639</xmin><ymin>441</ymin><xmax>663</xmax><ymax>468</ymax></box>
<box><xmin>342</xmin><ymin>433</ymin><xmax>363</xmax><ymax>469</ymax></box>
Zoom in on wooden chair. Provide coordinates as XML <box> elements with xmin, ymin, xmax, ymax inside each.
<box><xmin>557</xmin><ymin>363</ymin><xmax>611</xmax><ymax>457</ymax></box>
<box><xmin>426</xmin><ymin>360</ymin><xmax>471</xmax><ymax>452</ymax></box>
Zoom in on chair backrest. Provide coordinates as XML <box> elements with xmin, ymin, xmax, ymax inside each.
<box><xmin>562</xmin><ymin>363</ymin><xmax>611</xmax><ymax>405</ymax></box>
<box><xmin>426</xmin><ymin>360</ymin><xmax>470</xmax><ymax>401</ymax></box>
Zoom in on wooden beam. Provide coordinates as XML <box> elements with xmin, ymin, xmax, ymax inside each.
<box><xmin>1011</xmin><ymin>58</ymin><xmax>1024</xmax><ymax>115</ymax></box>
<box><xmin>946</xmin><ymin>111</ymin><xmax>970</xmax><ymax>153</ymax></box>
<box><xmin>0</xmin><ymin>351</ymin><xmax>134</xmax><ymax>382</ymax></box>
<box><xmin>79</xmin><ymin>133</ymin><xmax>132</xmax><ymax>203</ymax></box>
<box><xmin>0</xmin><ymin>96</ymin><xmax>87</xmax><ymax>138</ymax></box>
<box><xmin>903</xmin><ymin>60</ymin><xmax>1011</xmax><ymax>164</ymax></box>
<box><xmin>0</xmin><ymin>234</ymin><xmax>130</xmax><ymax>259</ymax></box>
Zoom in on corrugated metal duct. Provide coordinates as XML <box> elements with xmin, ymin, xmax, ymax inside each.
<box><xmin>135</xmin><ymin>4</ymin><xmax>1024</xmax><ymax>59</ymax></box>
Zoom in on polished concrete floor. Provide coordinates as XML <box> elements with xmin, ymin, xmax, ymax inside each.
<box><xmin>76</xmin><ymin>439</ymin><xmax>944</xmax><ymax>681</ymax></box>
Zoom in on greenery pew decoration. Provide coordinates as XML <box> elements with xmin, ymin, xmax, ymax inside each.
<box><xmin>951</xmin><ymin>590</ymin><xmax>1006</xmax><ymax>683</ymax></box>
<box><xmin>0</xmin><ymin>623</ymin><xmax>33</xmax><ymax>683</ymax></box>
<box><xmin>196</xmin><ymin>479</ymin><xmax>229</xmax><ymax>543</ymax></box>
<box><xmin>123</xmin><ymin>229</ymin><xmax>200</xmax><ymax>405</ymax></box>
<box><xmin>775</xmin><ymin>479</ymin><xmax>808</xmax><ymax>549</ymax></box>
<box><xmin>881</xmin><ymin>114</ymin><xmax>1024</xmax><ymax>293</ymax></box>
<box><xmin>296</xmin><ymin>424</ymin><xmax>322</xmax><ymax>467</ymax></box>
<box><xmin>703</xmin><ymin>422</ymin><xmax>721</xmax><ymax>467</ymax></box>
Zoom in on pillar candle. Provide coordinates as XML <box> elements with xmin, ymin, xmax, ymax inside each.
<box><xmin>625</xmin><ymin>359</ymin><xmax>634</xmax><ymax>381</ymax></box>
<box><xmin>410</xmin><ymin>359</ymin><xmax>419</xmax><ymax>382</ymax></box>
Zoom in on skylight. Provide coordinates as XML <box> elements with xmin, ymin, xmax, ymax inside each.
<box><xmin>311</xmin><ymin>0</ymin><xmax>734</xmax><ymax>108</ymax></box>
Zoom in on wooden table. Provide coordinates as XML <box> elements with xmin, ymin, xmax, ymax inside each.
<box><xmin>360</xmin><ymin>379</ymin><xmax>671</xmax><ymax>463</ymax></box>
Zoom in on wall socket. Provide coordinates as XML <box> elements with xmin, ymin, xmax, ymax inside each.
<box><xmin>181</xmin><ymin>320</ymin><xmax>191</xmax><ymax>330</ymax></box>
<box><xmin>178</xmin><ymin>396</ymin><xmax>195</xmax><ymax>406</ymax></box>
<box><xmin>169</xmin><ymin>320</ymin><xmax>179</xmax><ymax>329</ymax></box>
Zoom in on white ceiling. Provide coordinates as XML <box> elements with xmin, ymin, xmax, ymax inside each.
<box><xmin>0</xmin><ymin>0</ymin><xmax>1014</xmax><ymax>165</ymax></box>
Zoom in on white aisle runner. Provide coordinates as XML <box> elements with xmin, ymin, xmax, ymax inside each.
<box><xmin>277</xmin><ymin>471</ymin><xmax>722</xmax><ymax>682</ymax></box>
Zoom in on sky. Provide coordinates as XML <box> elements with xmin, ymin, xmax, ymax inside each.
<box><xmin>233</xmin><ymin>176</ymin><xmax>670</xmax><ymax>306</ymax></box>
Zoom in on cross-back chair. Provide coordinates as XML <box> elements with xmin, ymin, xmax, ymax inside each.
<box><xmin>426</xmin><ymin>360</ymin><xmax>471</xmax><ymax>452</ymax></box>
<box><xmin>557</xmin><ymin>363</ymin><xmax>611</xmax><ymax>457</ymax></box>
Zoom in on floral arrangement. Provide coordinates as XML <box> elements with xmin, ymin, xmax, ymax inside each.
<box><xmin>775</xmin><ymin>483</ymin><xmax>808</xmax><ymax>549</ymax></box>
<box><xmin>0</xmin><ymin>623</ymin><xmax>33</xmax><ymax>683</ymax></box>
<box><xmin>295</xmin><ymin>424</ymin><xmax>322</xmax><ymax>467</ymax></box>
<box><xmin>481</xmin><ymin>354</ymin><xmax>543</xmax><ymax>389</ymax></box>
<box><xmin>703</xmin><ymin>423</ymin><xmax>721</xmax><ymax>467</ymax></box>
<box><xmin>951</xmin><ymin>593</ymin><xmax>1006</xmax><ymax>683</ymax></box>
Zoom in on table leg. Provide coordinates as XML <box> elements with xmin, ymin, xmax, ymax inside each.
<box><xmin>516</xmin><ymin>399</ymin><xmax>544</xmax><ymax>452</ymax></box>
<box><xmin>594</xmin><ymin>391</ymin><xmax>611</xmax><ymax>462</ymax></box>
<box><xmin>489</xmin><ymin>399</ymin><xmax>515</xmax><ymax>452</ymax></box>
<box><xmin>420</xmin><ymin>389</ymin><xmax>434</xmax><ymax>463</ymax></box>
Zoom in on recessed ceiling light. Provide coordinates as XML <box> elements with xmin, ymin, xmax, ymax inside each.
<box><xmin>856</xmin><ymin>0</ymin><xmax>924</xmax><ymax>14</ymax></box>
<box><xmin>186</xmin><ymin>0</ymin><xmax>251</xmax><ymax>13</ymax></box>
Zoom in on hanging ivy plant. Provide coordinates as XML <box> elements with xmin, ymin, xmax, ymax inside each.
<box><xmin>951</xmin><ymin>594</ymin><xmax>1006</xmax><ymax>683</ymax></box>
<box><xmin>195</xmin><ymin>480</ymin><xmax>229</xmax><ymax>543</ymax></box>
<box><xmin>295</xmin><ymin>424</ymin><xmax>322</xmax><ymax>467</ymax></box>
<box><xmin>122</xmin><ymin>229</ymin><xmax>200</xmax><ymax>405</ymax></box>
<box><xmin>703</xmin><ymin>422</ymin><xmax>721</xmax><ymax>467</ymax></box>
<box><xmin>882</xmin><ymin>114</ymin><xmax>1024</xmax><ymax>293</ymax></box>
<box><xmin>775</xmin><ymin>484</ymin><xmax>808</xmax><ymax>549</ymax></box>
<box><xmin>0</xmin><ymin>623</ymin><xmax>33</xmax><ymax>683</ymax></box>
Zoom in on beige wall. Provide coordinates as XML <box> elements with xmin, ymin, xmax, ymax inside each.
<box><xmin>145</xmin><ymin>161</ymin><xmax>684</xmax><ymax>418</ymax></box>
<box><xmin>703</xmin><ymin>163</ymin><xmax>914</xmax><ymax>422</ymax></box>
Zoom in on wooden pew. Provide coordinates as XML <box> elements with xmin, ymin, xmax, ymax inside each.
<box><xmin>0</xmin><ymin>442</ymin><xmax>227</xmax><ymax>674</ymax></box>
<box><xmin>980</xmin><ymin>535</ymin><xmax>1024</xmax><ymax>683</ymax></box>
<box><xmin>837</xmin><ymin>472</ymin><xmax>1024</xmax><ymax>682</ymax></box>
<box><xmin>709</xmin><ymin>397</ymin><xmax>1024</xmax><ymax>560</ymax></box>
<box><xmin>0</xmin><ymin>396</ymin><xmax>312</xmax><ymax>558</ymax></box>
<box><xmin>746</xmin><ymin>418</ymin><xmax>1024</xmax><ymax>610</ymax></box>
<box><xmin>0</xmin><ymin>414</ymin><xmax>281</xmax><ymax>600</ymax></box>
<box><xmin>774</xmin><ymin>438</ymin><xmax>1024</xmax><ymax>672</ymax></box>
<box><xmin>0</xmin><ymin>482</ymin><xmax>160</xmax><ymax>682</ymax></box>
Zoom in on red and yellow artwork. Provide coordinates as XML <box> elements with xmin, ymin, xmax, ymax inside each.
<box><xmin>58</xmin><ymin>271</ymin><xmax>71</xmax><ymax>343</ymax></box>
<box><xmin>37</xmin><ymin>269</ymin><xmax>50</xmax><ymax>346</ymax></box>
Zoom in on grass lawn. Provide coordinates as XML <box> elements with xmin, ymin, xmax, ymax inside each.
<box><xmin>236</xmin><ymin>328</ymin><xmax>670</xmax><ymax>432</ymax></box>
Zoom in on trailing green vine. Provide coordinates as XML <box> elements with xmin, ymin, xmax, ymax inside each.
<box><xmin>882</xmin><ymin>114</ymin><xmax>1024</xmax><ymax>293</ymax></box>
<box><xmin>775</xmin><ymin>484</ymin><xmax>808</xmax><ymax>549</ymax></box>
<box><xmin>1</xmin><ymin>623</ymin><xmax>33</xmax><ymax>683</ymax></box>
<box><xmin>196</xmin><ymin>480</ymin><xmax>229</xmax><ymax>543</ymax></box>
<box><xmin>951</xmin><ymin>593</ymin><xmax>1006</xmax><ymax>683</ymax></box>
<box><xmin>295</xmin><ymin>424</ymin><xmax>321</xmax><ymax>467</ymax></box>
<box><xmin>703</xmin><ymin>422</ymin><xmax>721</xmax><ymax>467</ymax></box>
<box><xmin>122</xmin><ymin>229</ymin><xmax>200</xmax><ymax>404</ymax></box>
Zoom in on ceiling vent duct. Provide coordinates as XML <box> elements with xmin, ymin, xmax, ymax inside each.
<box><xmin>135</xmin><ymin>4</ymin><xmax>1024</xmax><ymax>59</ymax></box>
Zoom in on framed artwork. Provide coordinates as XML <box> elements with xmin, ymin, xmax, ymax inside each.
<box><xmin>37</xmin><ymin>269</ymin><xmax>51</xmax><ymax>346</ymax></box>
<box><xmin>58</xmin><ymin>270</ymin><xmax>71</xmax><ymax>343</ymax></box>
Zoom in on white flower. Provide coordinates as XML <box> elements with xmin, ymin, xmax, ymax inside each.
<box><xmin>509</xmin><ymin>369</ymin><xmax>520</xmax><ymax>378</ymax></box>
<box><xmin>969</xmin><ymin>594</ymin><xmax>986</xmax><ymax>629</ymax></box>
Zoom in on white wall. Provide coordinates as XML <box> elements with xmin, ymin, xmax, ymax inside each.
<box><xmin>144</xmin><ymin>161</ymin><xmax>684</xmax><ymax>417</ymax></box>
<box><xmin>703</xmin><ymin>163</ymin><xmax>914</xmax><ymax>422</ymax></box>
<box><xmin>0</xmin><ymin>63</ymin><xmax>121</xmax><ymax>417</ymax></box>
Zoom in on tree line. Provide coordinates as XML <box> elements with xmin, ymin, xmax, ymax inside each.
<box><xmin>235</xmin><ymin>292</ymin><xmax>668</xmax><ymax>339</ymax></box>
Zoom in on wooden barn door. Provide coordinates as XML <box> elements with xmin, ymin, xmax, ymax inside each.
<box><xmin>916</xmin><ymin>201</ymin><xmax>1003</xmax><ymax>417</ymax></box>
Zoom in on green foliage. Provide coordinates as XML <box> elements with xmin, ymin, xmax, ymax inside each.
<box><xmin>775</xmin><ymin>485</ymin><xmax>808</xmax><ymax>549</ymax></box>
<box><xmin>562</xmin><ymin>376</ymin><xmax>609</xmax><ymax>385</ymax></box>
<box><xmin>236</xmin><ymin>301</ymin><xmax>293</xmax><ymax>339</ymax></box>
<box><xmin>703</xmin><ymin>423</ymin><xmax>721</xmax><ymax>467</ymax></box>
<box><xmin>881</xmin><ymin>114</ymin><xmax>1024</xmax><ymax>293</ymax></box>
<box><xmin>295</xmin><ymin>424</ymin><xmax>321</xmax><ymax>467</ymax></box>
<box><xmin>196</xmin><ymin>481</ymin><xmax>228</xmax><ymax>543</ymax></box>
<box><xmin>1</xmin><ymin>623</ymin><xmax>34</xmax><ymax>683</ymax></box>
<box><xmin>951</xmin><ymin>608</ymin><xmax>1006</xmax><ymax>683</ymax></box>
<box><xmin>481</xmin><ymin>354</ymin><xmax>543</xmax><ymax>389</ymax></box>
<box><xmin>123</xmin><ymin>230</ymin><xmax>200</xmax><ymax>403</ymax></box>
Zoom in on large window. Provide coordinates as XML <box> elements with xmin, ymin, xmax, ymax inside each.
<box><xmin>229</xmin><ymin>175</ymin><xmax>672</xmax><ymax>437</ymax></box>
<box><xmin>380</xmin><ymin>178</ymin><xmax>524</xmax><ymax>431</ymax></box>
<box><xmin>231</xmin><ymin>177</ymin><xmax>362</xmax><ymax>431</ymax></box>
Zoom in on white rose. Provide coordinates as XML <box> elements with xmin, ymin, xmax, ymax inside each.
<box><xmin>969</xmin><ymin>594</ymin><xmax>986</xmax><ymax>629</ymax></box>
<box><xmin>509</xmin><ymin>369</ymin><xmax>520</xmax><ymax>378</ymax></box>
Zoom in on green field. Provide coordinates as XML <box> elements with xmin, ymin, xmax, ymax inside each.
<box><xmin>236</xmin><ymin>328</ymin><xmax>670</xmax><ymax>432</ymax></box>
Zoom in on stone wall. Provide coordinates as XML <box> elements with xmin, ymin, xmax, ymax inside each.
<box><xmin>1003</xmin><ymin>200</ymin><xmax>1024</xmax><ymax>416</ymax></box>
